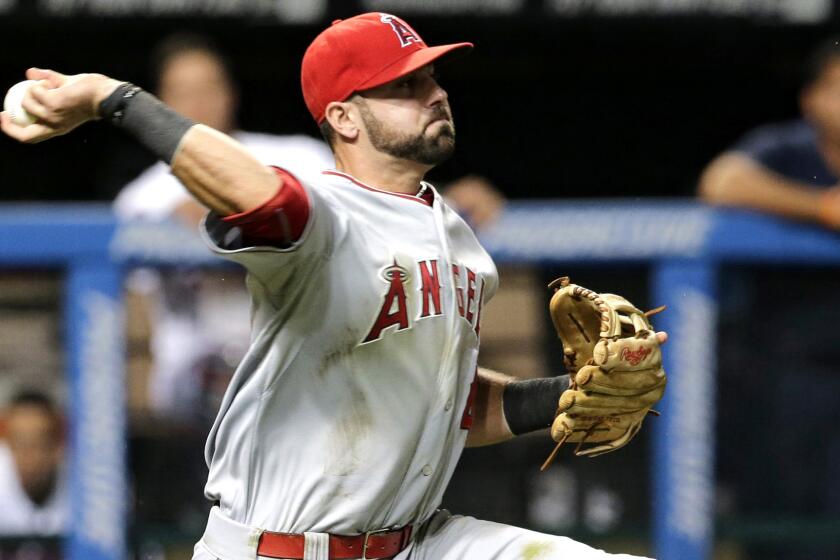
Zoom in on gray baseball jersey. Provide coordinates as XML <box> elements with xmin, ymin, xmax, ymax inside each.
<box><xmin>200</xmin><ymin>169</ymin><xmax>498</xmax><ymax>534</ymax></box>
<box><xmin>194</xmin><ymin>170</ymin><xmax>651</xmax><ymax>560</ymax></box>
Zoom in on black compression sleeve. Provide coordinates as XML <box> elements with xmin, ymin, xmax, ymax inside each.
<box><xmin>98</xmin><ymin>82</ymin><xmax>195</xmax><ymax>164</ymax></box>
<box><xmin>502</xmin><ymin>375</ymin><xmax>570</xmax><ymax>435</ymax></box>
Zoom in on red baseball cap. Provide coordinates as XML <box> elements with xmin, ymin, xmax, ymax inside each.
<box><xmin>301</xmin><ymin>12</ymin><xmax>472</xmax><ymax>123</ymax></box>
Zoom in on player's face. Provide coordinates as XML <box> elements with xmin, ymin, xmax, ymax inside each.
<box><xmin>355</xmin><ymin>65</ymin><xmax>455</xmax><ymax>166</ymax></box>
<box><xmin>158</xmin><ymin>50</ymin><xmax>237</xmax><ymax>133</ymax></box>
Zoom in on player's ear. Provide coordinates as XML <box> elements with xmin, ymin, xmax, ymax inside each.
<box><xmin>324</xmin><ymin>101</ymin><xmax>360</xmax><ymax>142</ymax></box>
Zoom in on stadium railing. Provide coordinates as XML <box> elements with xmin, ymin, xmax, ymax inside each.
<box><xmin>1</xmin><ymin>201</ymin><xmax>839</xmax><ymax>560</ymax></box>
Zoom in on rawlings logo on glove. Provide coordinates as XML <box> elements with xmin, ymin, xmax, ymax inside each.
<box><xmin>541</xmin><ymin>277</ymin><xmax>667</xmax><ymax>470</ymax></box>
<box><xmin>620</xmin><ymin>346</ymin><xmax>652</xmax><ymax>366</ymax></box>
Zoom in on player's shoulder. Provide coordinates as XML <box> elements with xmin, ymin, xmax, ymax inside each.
<box><xmin>299</xmin><ymin>170</ymin><xmax>359</xmax><ymax>201</ymax></box>
<box><xmin>311</xmin><ymin>171</ymin><xmax>443</xmax><ymax>208</ymax></box>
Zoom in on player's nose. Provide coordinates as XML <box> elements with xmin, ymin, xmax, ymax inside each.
<box><xmin>424</xmin><ymin>73</ymin><xmax>448</xmax><ymax>105</ymax></box>
<box><xmin>427</xmin><ymin>82</ymin><xmax>448</xmax><ymax>109</ymax></box>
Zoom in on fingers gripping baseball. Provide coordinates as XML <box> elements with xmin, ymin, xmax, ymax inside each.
<box><xmin>2</xmin><ymin>69</ymin><xmax>120</xmax><ymax>144</ymax></box>
<box><xmin>26</xmin><ymin>68</ymin><xmax>65</xmax><ymax>89</ymax></box>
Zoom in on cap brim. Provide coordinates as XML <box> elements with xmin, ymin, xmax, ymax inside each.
<box><xmin>356</xmin><ymin>42</ymin><xmax>473</xmax><ymax>93</ymax></box>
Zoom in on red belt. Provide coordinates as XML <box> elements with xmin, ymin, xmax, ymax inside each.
<box><xmin>257</xmin><ymin>525</ymin><xmax>413</xmax><ymax>559</ymax></box>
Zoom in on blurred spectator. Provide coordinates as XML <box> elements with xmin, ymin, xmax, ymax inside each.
<box><xmin>443</xmin><ymin>174</ymin><xmax>506</xmax><ymax>230</ymax></box>
<box><xmin>698</xmin><ymin>36</ymin><xmax>840</xmax><ymax>560</ymax></box>
<box><xmin>698</xmin><ymin>36</ymin><xmax>840</xmax><ymax>227</ymax></box>
<box><xmin>0</xmin><ymin>390</ymin><xmax>68</xmax><ymax>536</ymax></box>
<box><xmin>114</xmin><ymin>32</ymin><xmax>334</xmax><ymax>227</ymax></box>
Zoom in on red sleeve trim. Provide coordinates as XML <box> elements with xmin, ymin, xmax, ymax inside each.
<box><xmin>221</xmin><ymin>166</ymin><xmax>311</xmax><ymax>247</ymax></box>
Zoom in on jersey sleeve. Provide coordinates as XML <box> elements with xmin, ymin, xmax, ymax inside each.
<box><xmin>221</xmin><ymin>167</ymin><xmax>310</xmax><ymax>247</ymax></box>
<box><xmin>200</xmin><ymin>169</ymin><xmax>336</xmax><ymax>284</ymax></box>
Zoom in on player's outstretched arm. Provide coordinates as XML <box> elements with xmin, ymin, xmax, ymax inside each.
<box><xmin>169</xmin><ymin>125</ymin><xmax>278</xmax><ymax>215</ymax></box>
<box><xmin>1</xmin><ymin>68</ymin><xmax>278</xmax><ymax>216</ymax></box>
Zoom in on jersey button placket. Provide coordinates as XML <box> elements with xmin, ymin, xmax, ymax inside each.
<box><xmin>421</xmin><ymin>464</ymin><xmax>433</xmax><ymax>476</ymax></box>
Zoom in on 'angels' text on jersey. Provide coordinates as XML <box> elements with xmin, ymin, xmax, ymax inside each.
<box><xmin>363</xmin><ymin>259</ymin><xmax>485</xmax><ymax>344</ymax></box>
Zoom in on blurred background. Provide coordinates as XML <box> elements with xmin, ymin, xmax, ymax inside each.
<box><xmin>1</xmin><ymin>1</ymin><xmax>840</xmax><ymax>559</ymax></box>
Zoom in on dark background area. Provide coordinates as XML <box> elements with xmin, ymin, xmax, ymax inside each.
<box><xmin>0</xmin><ymin>11</ymin><xmax>823</xmax><ymax>202</ymax></box>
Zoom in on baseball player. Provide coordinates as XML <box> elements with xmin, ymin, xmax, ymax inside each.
<box><xmin>1</xmin><ymin>13</ymin><xmax>666</xmax><ymax>560</ymax></box>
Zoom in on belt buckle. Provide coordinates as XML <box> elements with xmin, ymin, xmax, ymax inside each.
<box><xmin>361</xmin><ymin>526</ymin><xmax>396</xmax><ymax>560</ymax></box>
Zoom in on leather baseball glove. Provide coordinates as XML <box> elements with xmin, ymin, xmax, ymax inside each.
<box><xmin>541</xmin><ymin>277</ymin><xmax>667</xmax><ymax>470</ymax></box>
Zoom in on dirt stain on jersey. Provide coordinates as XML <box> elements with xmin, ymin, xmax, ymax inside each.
<box><xmin>521</xmin><ymin>541</ymin><xmax>555</xmax><ymax>560</ymax></box>
<box><xmin>316</xmin><ymin>327</ymin><xmax>361</xmax><ymax>378</ymax></box>
<box><xmin>324</xmin><ymin>381</ymin><xmax>373</xmax><ymax>477</ymax></box>
<box><xmin>317</xmin><ymin>347</ymin><xmax>348</xmax><ymax>378</ymax></box>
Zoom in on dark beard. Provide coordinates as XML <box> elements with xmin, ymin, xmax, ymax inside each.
<box><xmin>359</xmin><ymin>103</ymin><xmax>456</xmax><ymax>166</ymax></box>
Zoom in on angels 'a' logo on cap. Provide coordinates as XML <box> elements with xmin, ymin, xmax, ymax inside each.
<box><xmin>380</xmin><ymin>13</ymin><xmax>422</xmax><ymax>48</ymax></box>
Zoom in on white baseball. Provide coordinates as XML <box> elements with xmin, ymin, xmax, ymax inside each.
<box><xmin>4</xmin><ymin>80</ymin><xmax>38</xmax><ymax>126</ymax></box>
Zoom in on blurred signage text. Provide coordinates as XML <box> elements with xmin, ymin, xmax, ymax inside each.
<box><xmin>548</xmin><ymin>0</ymin><xmax>831</xmax><ymax>23</ymax></box>
<box><xmin>0</xmin><ymin>0</ymin><xmax>830</xmax><ymax>23</ymax></box>
<box><xmin>38</xmin><ymin>0</ymin><xmax>326</xmax><ymax>22</ymax></box>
